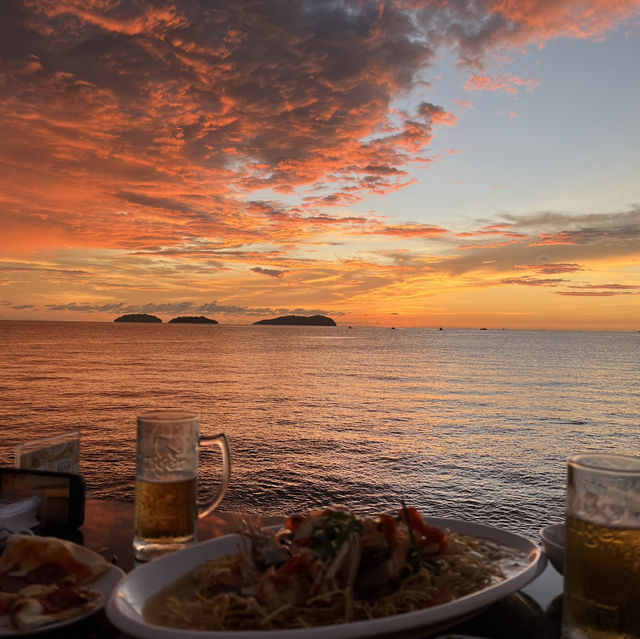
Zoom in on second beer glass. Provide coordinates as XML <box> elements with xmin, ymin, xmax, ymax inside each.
<box><xmin>563</xmin><ymin>453</ymin><xmax>640</xmax><ymax>639</ymax></box>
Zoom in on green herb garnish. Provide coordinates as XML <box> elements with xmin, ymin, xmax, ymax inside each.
<box><xmin>310</xmin><ymin>511</ymin><xmax>362</xmax><ymax>562</ymax></box>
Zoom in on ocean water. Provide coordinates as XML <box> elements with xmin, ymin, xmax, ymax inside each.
<box><xmin>1</xmin><ymin>321</ymin><xmax>638</xmax><ymax>540</ymax></box>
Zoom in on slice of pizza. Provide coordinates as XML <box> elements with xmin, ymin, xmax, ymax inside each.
<box><xmin>0</xmin><ymin>534</ymin><xmax>111</xmax><ymax>631</ymax></box>
<box><xmin>0</xmin><ymin>534</ymin><xmax>110</xmax><ymax>585</ymax></box>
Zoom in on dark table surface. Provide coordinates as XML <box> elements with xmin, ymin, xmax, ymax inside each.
<box><xmin>30</xmin><ymin>499</ymin><xmax>564</xmax><ymax>638</ymax></box>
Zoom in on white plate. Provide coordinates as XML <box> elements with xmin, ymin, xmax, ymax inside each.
<box><xmin>107</xmin><ymin>518</ymin><xmax>546</xmax><ymax>639</ymax></box>
<box><xmin>0</xmin><ymin>564</ymin><xmax>124</xmax><ymax>636</ymax></box>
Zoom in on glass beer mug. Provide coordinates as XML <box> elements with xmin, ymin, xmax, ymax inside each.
<box><xmin>563</xmin><ymin>453</ymin><xmax>640</xmax><ymax>639</ymax></box>
<box><xmin>133</xmin><ymin>409</ymin><xmax>231</xmax><ymax>561</ymax></box>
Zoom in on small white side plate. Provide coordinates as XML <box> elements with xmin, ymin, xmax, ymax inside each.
<box><xmin>540</xmin><ymin>523</ymin><xmax>565</xmax><ymax>574</ymax></box>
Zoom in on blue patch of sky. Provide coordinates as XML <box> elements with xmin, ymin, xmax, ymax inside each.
<box><xmin>355</xmin><ymin>28</ymin><xmax>640</xmax><ymax>229</ymax></box>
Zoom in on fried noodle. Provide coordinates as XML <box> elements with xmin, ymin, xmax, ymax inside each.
<box><xmin>144</xmin><ymin>508</ymin><xmax>521</xmax><ymax>631</ymax></box>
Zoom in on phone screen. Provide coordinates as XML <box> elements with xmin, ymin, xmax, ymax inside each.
<box><xmin>1</xmin><ymin>471</ymin><xmax>71</xmax><ymax>526</ymax></box>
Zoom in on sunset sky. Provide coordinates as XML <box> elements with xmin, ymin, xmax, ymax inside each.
<box><xmin>1</xmin><ymin>0</ymin><xmax>639</xmax><ymax>329</ymax></box>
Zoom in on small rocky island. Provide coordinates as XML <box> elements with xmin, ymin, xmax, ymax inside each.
<box><xmin>114</xmin><ymin>313</ymin><xmax>162</xmax><ymax>323</ymax></box>
<box><xmin>253</xmin><ymin>314</ymin><xmax>336</xmax><ymax>326</ymax></box>
<box><xmin>168</xmin><ymin>316</ymin><xmax>218</xmax><ymax>324</ymax></box>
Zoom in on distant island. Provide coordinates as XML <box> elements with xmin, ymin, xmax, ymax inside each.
<box><xmin>168</xmin><ymin>316</ymin><xmax>218</xmax><ymax>324</ymax></box>
<box><xmin>253</xmin><ymin>314</ymin><xmax>336</xmax><ymax>326</ymax></box>
<box><xmin>114</xmin><ymin>313</ymin><xmax>161</xmax><ymax>323</ymax></box>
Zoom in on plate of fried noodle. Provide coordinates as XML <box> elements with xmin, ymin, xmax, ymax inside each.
<box><xmin>107</xmin><ymin>506</ymin><xmax>546</xmax><ymax>638</ymax></box>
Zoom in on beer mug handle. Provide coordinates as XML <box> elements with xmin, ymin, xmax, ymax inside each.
<box><xmin>197</xmin><ymin>433</ymin><xmax>231</xmax><ymax>519</ymax></box>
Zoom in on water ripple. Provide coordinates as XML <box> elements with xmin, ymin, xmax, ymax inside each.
<box><xmin>1</xmin><ymin>322</ymin><xmax>638</xmax><ymax>539</ymax></box>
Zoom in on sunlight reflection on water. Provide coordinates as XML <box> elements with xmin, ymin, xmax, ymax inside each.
<box><xmin>1</xmin><ymin>322</ymin><xmax>638</xmax><ymax>539</ymax></box>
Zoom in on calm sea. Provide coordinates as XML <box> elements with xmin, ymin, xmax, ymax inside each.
<box><xmin>1</xmin><ymin>321</ymin><xmax>638</xmax><ymax>539</ymax></box>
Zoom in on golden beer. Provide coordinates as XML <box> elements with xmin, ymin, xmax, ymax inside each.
<box><xmin>133</xmin><ymin>410</ymin><xmax>231</xmax><ymax>561</ymax></box>
<box><xmin>563</xmin><ymin>515</ymin><xmax>640</xmax><ymax>638</ymax></box>
<box><xmin>134</xmin><ymin>476</ymin><xmax>197</xmax><ymax>544</ymax></box>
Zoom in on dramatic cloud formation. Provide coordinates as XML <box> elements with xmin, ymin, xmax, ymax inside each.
<box><xmin>1</xmin><ymin>0</ymin><xmax>639</xmax><ymax>328</ymax></box>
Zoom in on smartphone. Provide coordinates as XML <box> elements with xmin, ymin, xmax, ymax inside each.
<box><xmin>0</xmin><ymin>468</ymin><xmax>85</xmax><ymax>529</ymax></box>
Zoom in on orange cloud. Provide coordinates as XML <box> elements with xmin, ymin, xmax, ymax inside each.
<box><xmin>531</xmin><ymin>227</ymin><xmax>634</xmax><ymax>245</ymax></box>
<box><xmin>456</xmin><ymin>225</ymin><xmax>527</xmax><ymax>240</ymax></box>
<box><xmin>465</xmin><ymin>74</ymin><xmax>540</xmax><ymax>95</ymax></box>
<box><xmin>251</xmin><ymin>267</ymin><xmax>287</xmax><ymax>278</ymax></box>
<box><xmin>452</xmin><ymin>98</ymin><xmax>473</xmax><ymax>110</ymax></box>
<box><xmin>502</xmin><ymin>276</ymin><xmax>569</xmax><ymax>286</ymax></box>
<box><xmin>368</xmin><ymin>224</ymin><xmax>449</xmax><ymax>238</ymax></box>
<box><xmin>518</xmin><ymin>263</ymin><xmax>584</xmax><ymax>274</ymax></box>
<box><xmin>489</xmin><ymin>0</ymin><xmax>640</xmax><ymax>43</ymax></box>
<box><xmin>412</xmin><ymin>0</ymin><xmax>640</xmax><ymax>68</ymax></box>
<box><xmin>557</xmin><ymin>283</ymin><xmax>640</xmax><ymax>296</ymax></box>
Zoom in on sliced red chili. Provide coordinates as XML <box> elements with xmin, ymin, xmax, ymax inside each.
<box><xmin>378</xmin><ymin>513</ymin><xmax>398</xmax><ymax>550</ymax></box>
<box><xmin>284</xmin><ymin>514</ymin><xmax>305</xmax><ymax>533</ymax></box>
<box><xmin>424</xmin><ymin>526</ymin><xmax>449</xmax><ymax>552</ymax></box>
<box><xmin>399</xmin><ymin>507</ymin><xmax>448</xmax><ymax>551</ymax></box>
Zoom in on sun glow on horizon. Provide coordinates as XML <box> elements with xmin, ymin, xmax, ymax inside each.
<box><xmin>1</xmin><ymin>1</ymin><xmax>639</xmax><ymax>330</ymax></box>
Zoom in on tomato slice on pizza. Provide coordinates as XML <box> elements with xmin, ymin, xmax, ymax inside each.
<box><xmin>0</xmin><ymin>534</ymin><xmax>111</xmax><ymax>631</ymax></box>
